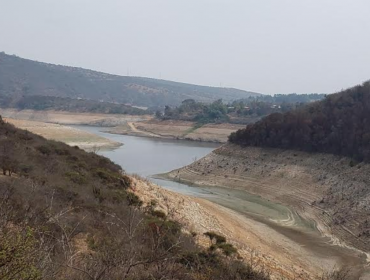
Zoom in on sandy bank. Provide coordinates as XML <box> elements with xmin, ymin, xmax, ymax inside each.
<box><xmin>0</xmin><ymin>108</ymin><xmax>150</xmax><ymax>126</ymax></box>
<box><xmin>164</xmin><ymin>144</ymin><xmax>370</xmax><ymax>278</ymax></box>
<box><xmin>130</xmin><ymin>175</ymin><xmax>370</xmax><ymax>279</ymax></box>
<box><xmin>108</xmin><ymin>120</ymin><xmax>245</xmax><ymax>143</ymax></box>
<box><xmin>5</xmin><ymin>118</ymin><xmax>122</xmax><ymax>150</ymax></box>
<box><xmin>131</xmin><ymin>176</ymin><xmax>316</xmax><ymax>279</ymax></box>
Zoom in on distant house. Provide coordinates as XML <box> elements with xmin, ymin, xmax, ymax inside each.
<box><xmin>270</xmin><ymin>105</ymin><xmax>281</xmax><ymax>109</ymax></box>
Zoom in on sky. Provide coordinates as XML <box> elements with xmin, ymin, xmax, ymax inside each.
<box><xmin>0</xmin><ymin>0</ymin><xmax>369</xmax><ymax>95</ymax></box>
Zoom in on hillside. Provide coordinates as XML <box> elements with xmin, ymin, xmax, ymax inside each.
<box><xmin>159</xmin><ymin>95</ymin><xmax>325</xmax><ymax>125</ymax></box>
<box><xmin>0</xmin><ymin>95</ymin><xmax>147</xmax><ymax>115</ymax></box>
<box><xmin>162</xmin><ymin>82</ymin><xmax>370</xmax><ymax>278</ymax></box>
<box><xmin>0</xmin><ymin>117</ymin><xmax>270</xmax><ymax>280</ymax></box>
<box><xmin>165</xmin><ymin>145</ymin><xmax>370</xmax><ymax>278</ymax></box>
<box><xmin>229</xmin><ymin>81</ymin><xmax>370</xmax><ymax>161</ymax></box>
<box><xmin>0</xmin><ymin>52</ymin><xmax>260</xmax><ymax>108</ymax></box>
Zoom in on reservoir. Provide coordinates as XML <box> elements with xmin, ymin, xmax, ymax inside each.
<box><xmin>76</xmin><ymin>125</ymin><xmax>368</xmax><ymax>278</ymax></box>
<box><xmin>75</xmin><ymin>126</ymin><xmax>316</xmax><ymax>229</ymax></box>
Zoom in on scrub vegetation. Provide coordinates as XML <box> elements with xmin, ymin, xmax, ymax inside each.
<box><xmin>0</xmin><ymin>117</ymin><xmax>271</xmax><ymax>280</ymax></box>
<box><xmin>230</xmin><ymin>81</ymin><xmax>370</xmax><ymax>162</ymax></box>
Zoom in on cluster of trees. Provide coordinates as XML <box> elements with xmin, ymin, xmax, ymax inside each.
<box><xmin>229</xmin><ymin>93</ymin><xmax>325</xmax><ymax>117</ymax></box>
<box><xmin>160</xmin><ymin>93</ymin><xmax>325</xmax><ymax>124</ymax></box>
<box><xmin>161</xmin><ymin>99</ymin><xmax>229</xmax><ymax>123</ymax></box>
<box><xmin>0</xmin><ymin>95</ymin><xmax>147</xmax><ymax>115</ymax></box>
<box><xmin>238</xmin><ymin>93</ymin><xmax>325</xmax><ymax>105</ymax></box>
<box><xmin>229</xmin><ymin>82</ymin><xmax>370</xmax><ymax>162</ymax></box>
<box><xmin>0</xmin><ymin>117</ymin><xmax>270</xmax><ymax>280</ymax></box>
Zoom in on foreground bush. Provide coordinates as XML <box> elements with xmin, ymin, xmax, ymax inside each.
<box><xmin>0</xmin><ymin>118</ymin><xmax>271</xmax><ymax>280</ymax></box>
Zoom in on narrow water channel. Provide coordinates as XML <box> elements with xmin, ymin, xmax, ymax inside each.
<box><xmin>75</xmin><ymin>125</ymin><xmax>368</xmax><ymax>277</ymax></box>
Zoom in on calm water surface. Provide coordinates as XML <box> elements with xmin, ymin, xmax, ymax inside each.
<box><xmin>75</xmin><ymin>125</ymin><xmax>368</xmax><ymax>275</ymax></box>
<box><xmin>76</xmin><ymin>126</ymin><xmax>310</xmax><ymax>226</ymax></box>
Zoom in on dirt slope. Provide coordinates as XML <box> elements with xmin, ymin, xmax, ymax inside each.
<box><xmin>0</xmin><ymin>108</ymin><xmax>149</xmax><ymax>126</ymax></box>
<box><xmin>5</xmin><ymin>118</ymin><xmax>121</xmax><ymax>150</ymax></box>
<box><xmin>166</xmin><ymin>145</ymin><xmax>370</xmax><ymax>255</ymax></box>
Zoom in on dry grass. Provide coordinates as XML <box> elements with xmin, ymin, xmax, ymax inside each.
<box><xmin>5</xmin><ymin>118</ymin><xmax>122</xmax><ymax>150</ymax></box>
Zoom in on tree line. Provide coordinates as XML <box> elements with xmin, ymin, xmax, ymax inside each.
<box><xmin>159</xmin><ymin>93</ymin><xmax>325</xmax><ymax>125</ymax></box>
<box><xmin>229</xmin><ymin>81</ymin><xmax>370</xmax><ymax>162</ymax></box>
<box><xmin>0</xmin><ymin>95</ymin><xmax>147</xmax><ymax>115</ymax></box>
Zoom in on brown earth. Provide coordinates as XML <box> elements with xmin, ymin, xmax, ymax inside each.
<box><xmin>0</xmin><ymin>109</ymin><xmax>243</xmax><ymax>143</ymax></box>
<box><xmin>164</xmin><ymin>145</ymin><xmax>370</xmax><ymax>278</ymax></box>
<box><xmin>132</xmin><ymin>176</ymin><xmax>315</xmax><ymax>280</ymax></box>
<box><xmin>4</xmin><ymin>118</ymin><xmax>122</xmax><ymax>150</ymax></box>
<box><xmin>0</xmin><ymin>108</ymin><xmax>150</xmax><ymax>126</ymax></box>
<box><xmin>108</xmin><ymin>119</ymin><xmax>245</xmax><ymax>143</ymax></box>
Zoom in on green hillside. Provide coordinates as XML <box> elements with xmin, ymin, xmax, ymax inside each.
<box><xmin>230</xmin><ymin>81</ymin><xmax>370</xmax><ymax>161</ymax></box>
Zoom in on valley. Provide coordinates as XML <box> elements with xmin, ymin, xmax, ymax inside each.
<box><xmin>3</xmin><ymin>114</ymin><xmax>369</xmax><ymax>279</ymax></box>
<box><xmin>1</xmin><ymin>2</ymin><xmax>369</xmax><ymax>279</ymax></box>
<box><xmin>75</xmin><ymin>126</ymin><xmax>370</xmax><ymax>279</ymax></box>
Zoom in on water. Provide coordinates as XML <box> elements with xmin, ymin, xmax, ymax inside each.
<box><xmin>75</xmin><ymin>125</ymin><xmax>368</xmax><ymax>276</ymax></box>
<box><xmin>76</xmin><ymin>125</ymin><xmax>306</xmax><ymax>226</ymax></box>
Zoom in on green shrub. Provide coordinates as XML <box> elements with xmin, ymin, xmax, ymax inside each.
<box><xmin>151</xmin><ymin>210</ymin><xmax>167</xmax><ymax>219</ymax></box>
<box><xmin>217</xmin><ymin>243</ymin><xmax>237</xmax><ymax>256</ymax></box>
<box><xmin>126</xmin><ymin>192</ymin><xmax>143</xmax><ymax>207</ymax></box>
<box><xmin>93</xmin><ymin>168</ymin><xmax>123</xmax><ymax>185</ymax></box>
<box><xmin>19</xmin><ymin>164</ymin><xmax>33</xmax><ymax>175</ymax></box>
<box><xmin>92</xmin><ymin>186</ymin><xmax>104</xmax><ymax>203</ymax></box>
<box><xmin>65</xmin><ymin>171</ymin><xmax>86</xmax><ymax>185</ymax></box>
<box><xmin>86</xmin><ymin>234</ymin><xmax>98</xmax><ymax>251</ymax></box>
<box><xmin>120</xmin><ymin>175</ymin><xmax>132</xmax><ymax>189</ymax></box>
<box><xmin>204</xmin><ymin>231</ymin><xmax>226</xmax><ymax>244</ymax></box>
<box><xmin>37</xmin><ymin>145</ymin><xmax>52</xmax><ymax>155</ymax></box>
<box><xmin>0</xmin><ymin>227</ymin><xmax>42</xmax><ymax>280</ymax></box>
<box><xmin>55</xmin><ymin>148</ymin><xmax>70</xmax><ymax>156</ymax></box>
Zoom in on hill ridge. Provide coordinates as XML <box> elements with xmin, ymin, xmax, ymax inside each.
<box><xmin>0</xmin><ymin>52</ymin><xmax>260</xmax><ymax>108</ymax></box>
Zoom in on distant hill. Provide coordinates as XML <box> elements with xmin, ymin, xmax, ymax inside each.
<box><xmin>0</xmin><ymin>94</ymin><xmax>147</xmax><ymax>115</ymax></box>
<box><xmin>0</xmin><ymin>52</ymin><xmax>260</xmax><ymax>108</ymax></box>
<box><xmin>230</xmin><ymin>81</ymin><xmax>370</xmax><ymax>161</ymax></box>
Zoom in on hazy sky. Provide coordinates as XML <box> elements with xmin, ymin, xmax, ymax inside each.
<box><xmin>0</xmin><ymin>0</ymin><xmax>369</xmax><ymax>94</ymax></box>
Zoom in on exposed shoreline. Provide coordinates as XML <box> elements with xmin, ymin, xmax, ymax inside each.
<box><xmin>162</xmin><ymin>145</ymin><xmax>370</xmax><ymax>279</ymax></box>
<box><xmin>0</xmin><ymin>108</ymin><xmax>151</xmax><ymax>126</ymax></box>
<box><xmin>4</xmin><ymin>118</ymin><xmax>122</xmax><ymax>150</ymax></box>
<box><xmin>5</xmin><ymin>112</ymin><xmax>369</xmax><ymax>278</ymax></box>
<box><xmin>106</xmin><ymin>119</ymin><xmax>245</xmax><ymax>143</ymax></box>
<box><xmin>0</xmin><ymin>108</ymin><xmax>244</xmax><ymax>144</ymax></box>
<box><xmin>132</xmin><ymin>175</ymin><xmax>370</xmax><ymax>279</ymax></box>
<box><xmin>131</xmin><ymin>177</ymin><xmax>314</xmax><ymax>279</ymax></box>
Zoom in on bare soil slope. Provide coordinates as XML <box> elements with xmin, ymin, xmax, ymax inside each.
<box><xmin>166</xmin><ymin>145</ymin><xmax>370</xmax><ymax>255</ymax></box>
<box><xmin>5</xmin><ymin>118</ymin><xmax>121</xmax><ymax>150</ymax></box>
<box><xmin>0</xmin><ymin>108</ymin><xmax>149</xmax><ymax>126</ymax></box>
